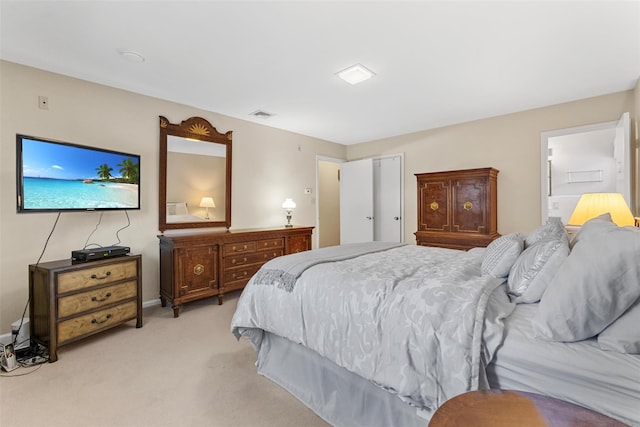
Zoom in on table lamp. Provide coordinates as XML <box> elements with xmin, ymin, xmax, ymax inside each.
<box><xmin>567</xmin><ymin>193</ymin><xmax>634</xmax><ymax>226</ymax></box>
<box><xmin>200</xmin><ymin>197</ymin><xmax>216</xmax><ymax>220</ymax></box>
<box><xmin>282</xmin><ymin>198</ymin><xmax>296</xmax><ymax>227</ymax></box>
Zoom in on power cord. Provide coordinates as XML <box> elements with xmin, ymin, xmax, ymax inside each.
<box><xmin>83</xmin><ymin>211</ymin><xmax>104</xmax><ymax>249</ymax></box>
<box><xmin>112</xmin><ymin>210</ymin><xmax>131</xmax><ymax>246</ymax></box>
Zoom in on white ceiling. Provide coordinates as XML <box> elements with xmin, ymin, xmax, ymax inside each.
<box><xmin>1</xmin><ymin>1</ymin><xmax>639</xmax><ymax>145</ymax></box>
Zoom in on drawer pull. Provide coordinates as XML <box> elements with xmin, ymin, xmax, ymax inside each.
<box><xmin>90</xmin><ymin>271</ymin><xmax>112</xmax><ymax>280</ymax></box>
<box><xmin>232</xmin><ymin>245</ymin><xmax>248</xmax><ymax>252</ymax></box>
<box><xmin>91</xmin><ymin>292</ymin><xmax>112</xmax><ymax>302</ymax></box>
<box><xmin>91</xmin><ymin>314</ymin><xmax>112</xmax><ymax>324</ymax></box>
<box><xmin>232</xmin><ymin>271</ymin><xmax>248</xmax><ymax>279</ymax></box>
<box><xmin>231</xmin><ymin>257</ymin><xmax>248</xmax><ymax>265</ymax></box>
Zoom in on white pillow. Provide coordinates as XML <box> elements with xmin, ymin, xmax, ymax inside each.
<box><xmin>532</xmin><ymin>226</ymin><xmax>640</xmax><ymax>342</ymax></box>
<box><xmin>525</xmin><ymin>220</ymin><xmax>566</xmax><ymax>248</ymax></box>
<box><xmin>598</xmin><ymin>298</ymin><xmax>640</xmax><ymax>354</ymax></box>
<box><xmin>481</xmin><ymin>233</ymin><xmax>524</xmax><ymax>278</ymax></box>
<box><xmin>507</xmin><ymin>236</ymin><xmax>569</xmax><ymax>303</ymax></box>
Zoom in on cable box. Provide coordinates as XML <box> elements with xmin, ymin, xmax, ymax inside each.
<box><xmin>71</xmin><ymin>245</ymin><xmax>130</xmax><ymax>263</ymax></box>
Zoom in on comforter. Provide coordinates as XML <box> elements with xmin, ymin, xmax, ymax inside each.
<box><xmin>231</xmin><ymin>243</ymin><xmax>513</xmax><ymax>411</ymax></box>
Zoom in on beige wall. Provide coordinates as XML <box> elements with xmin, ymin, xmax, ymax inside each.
<box><xmin>0</xmin><ymin>61</ymin><xmax>346</xmax><ymax>333</ymax></box>
<box><xmin>347</xmin><ymin>90</ymin><xmax>638</xmax><ymax>243</ymax></box>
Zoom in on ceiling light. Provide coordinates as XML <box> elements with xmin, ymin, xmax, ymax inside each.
<box><xmin>118</xmin><ymin>49</ymin><xmax>145</xmax><ymax>63</ymax></box>
<box><xmin>336</xmin><ymin>64</ymin><xmax>375</xmax><ymax>85</ymax></box>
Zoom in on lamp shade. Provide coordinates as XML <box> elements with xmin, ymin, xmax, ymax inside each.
<box><xmin>200</xmin><ymin>197</ymin><xmax>216</xmax><ymax>208</ymax></box>
<box><xmin>568</xmin><ymin>193</ymin><xmax>634</xmax><ymax>226</ymax></box>
<box><xmin>282</xmin><ymin>198</ymin><xmax>296</xmax><ymax>210</ymax></box>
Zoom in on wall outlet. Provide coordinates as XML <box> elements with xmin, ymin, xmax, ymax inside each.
<box><xmin>38</xmin><ymin>96</ymin><xmax>49</xmax><ymax>109</ymax></box>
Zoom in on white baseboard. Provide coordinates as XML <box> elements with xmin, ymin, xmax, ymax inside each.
<box><xmin>0</xmin><ymin>298</ymin><xmax>164</xmax><ymax>344</ymax></box>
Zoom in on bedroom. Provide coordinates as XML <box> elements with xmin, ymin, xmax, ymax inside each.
<box><xmin>1</xmin><ymin>1</ymin><xmax>639</xmax><ymax>426</ymax></box>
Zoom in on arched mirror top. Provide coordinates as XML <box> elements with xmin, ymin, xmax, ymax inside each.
<box><xmin>159</xmin><ymin>116</ymin><xmax>232</xmax><ymax>231</ymax></box>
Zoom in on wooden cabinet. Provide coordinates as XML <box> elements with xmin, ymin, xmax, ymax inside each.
<box><xmin>158</xmin><ymin>226</ymin><xmax>313</xmax><ymax>317</ymax></box>
<box><xmin>29</xmin><ymin>255</ymin><xmax>142</xmax><ymax>362</ymax></box>
<box><xmin>415</xmin><ymin>168</ymin><xmax>499</xmax><ymax>250</ymax></box>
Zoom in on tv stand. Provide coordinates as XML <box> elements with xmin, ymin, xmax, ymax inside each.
<box><xmin>29</xmin><ymin>254</ymin><xmax>142</xmax><ymax>362</ymax></box>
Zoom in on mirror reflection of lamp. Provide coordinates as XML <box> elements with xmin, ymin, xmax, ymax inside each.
<box><xmin>200</xmin><ymin>197</ymin><xmax>216</xmax><ymax>220</ymax></box>
<box><xmin>282</xmin><ymin>198</ymin><xmax>296</xmax><ymax>228</ymax></box>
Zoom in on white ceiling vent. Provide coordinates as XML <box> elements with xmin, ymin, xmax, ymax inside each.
<box><xmin>250</xmin><ymin>110</ymin><xmax>275</xmax><ymax>119</ymax></box>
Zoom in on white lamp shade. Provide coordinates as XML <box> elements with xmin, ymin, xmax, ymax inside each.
<box><xmin>282</xmin><ymin>198</ymin><xmax>296</xmax><ymax>210</ymax></box>
<box><xmin>200</xmin><ymin>197</ymin><xmax>216</xmax><ymax>208</ymax></box>
<box><xmin>568</xmin><ymin>193</ymin><xmax>634</xmax><ymax>226</ymax></box>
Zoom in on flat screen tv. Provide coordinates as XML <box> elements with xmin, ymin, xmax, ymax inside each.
<box><xmin>16</xmin><ymin>134</ymin><xmax>141</xmax><ymax>212</ymax></box>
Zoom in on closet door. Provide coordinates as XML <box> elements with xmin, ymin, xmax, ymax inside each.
<box><xmin>340</xmin><ymin>159</ymin><xmax>374</xmax><ymax>244</ymax></box>
<box><xmin>374</xmin><ymin>156</ymin><xmax>402</xmax><ymax>242</ymax></box>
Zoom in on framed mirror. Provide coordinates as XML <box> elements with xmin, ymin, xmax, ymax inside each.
<box><xmin>159</xmin><ymin>116</ymin><xmax>232</xmax><ymax>231</ymax></box>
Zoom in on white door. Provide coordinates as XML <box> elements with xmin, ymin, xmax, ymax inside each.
<box><xmin>614</xmin><ymin>112</ymin><xmax>631</xmax><ymax>207</ymax></box>
<box><xmin>340</xmin><ymin>159</ymin><xmax>374</xmax><ymax>244</ymax></box>
<box><xmin>374</xmin><ymin>156</ymin><xmax>402</xmax><ymax>242</ymax></box>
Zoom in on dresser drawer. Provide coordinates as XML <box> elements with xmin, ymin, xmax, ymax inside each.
<box><xmin>256</xmin><ymin>238</ymin><xmax>284</xmax><ymax>251</ymax></box>
<box><xmin>57</xmin><ymin>280</ymin><xmax>138</xmax><ymax>318</ymax></box>
<box><xmin>224</xmin><ymin>250</ymin><xmax>283</xmax><ymax>268</ymax></box>
<box><xmin>57</xmin><ymin>301</ymin><xmax>138</xmax><ymax>345</ymax></box>
<box><xmin>57</xmin><ymin>259</ymin><xmax>138</xmax><ymax>293</ymax></box>
<box><xmin>223</xmin><ymin>242</ymin><xmax>257</xmax><ymax>256</ymax></box>
<box><xmin>223</xmin><ymin>264</ymin><xmax>262</xmax><ymax>283</ymax></box>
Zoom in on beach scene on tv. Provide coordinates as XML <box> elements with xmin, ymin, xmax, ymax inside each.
<box><xmin>21</xmin><ymin>138</ymin><xmax>140</xmax><ymax>210</ymax></box>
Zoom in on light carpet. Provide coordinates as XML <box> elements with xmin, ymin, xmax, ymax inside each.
<box><xmin>0</xmin><ymin>292</ymin><xmax>329</xmax><ymax>427</ymax></box>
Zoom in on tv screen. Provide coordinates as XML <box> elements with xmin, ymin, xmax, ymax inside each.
<box><xmin>16</xmin><ymin>134</ymin><xmax>141</xmax><ymax>212</ymax></box>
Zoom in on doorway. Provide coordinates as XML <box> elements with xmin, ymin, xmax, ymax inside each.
<box><xmin>540</xmin><ymin>112</ymin><xmax>631</xmax><ymax>224</ymax></box>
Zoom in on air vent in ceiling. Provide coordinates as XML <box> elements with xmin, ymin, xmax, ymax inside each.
<box><xmin>250</xmin><ymin>110</ymin><xmax>274</xmax><ymax>119</ymax></box>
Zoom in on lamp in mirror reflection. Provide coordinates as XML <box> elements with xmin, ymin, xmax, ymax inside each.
<box><xmin>200</xmin><ymin>197</ymin><xmax>216</xmax><ymax>220</ymax></box>
<box><xmin>282</xmin><ymin>198</ymin><xmax>296</xmax><ymax>228</ymax></box>
<box><xmin>568</xmin><ymin>193</ymin><xmax>634</xmax><ymax>226</ymax></box>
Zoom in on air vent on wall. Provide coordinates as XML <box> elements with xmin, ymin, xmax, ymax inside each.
<box><xmin>250</xmin><ymin>110</ymin><xmax>274</xmax><ymax>119</ymax></box>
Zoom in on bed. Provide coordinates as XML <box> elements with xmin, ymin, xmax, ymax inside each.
<box><xmin>231</xmin><ymin>215</ymin><xmax>640</xmax><ymax>427</ymax></box>
<box><xmin>166</xmin><ymin>201</ymin><xmax>205</xmax><ymax>223</ymax></box>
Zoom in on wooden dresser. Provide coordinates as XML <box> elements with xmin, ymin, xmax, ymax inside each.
<box><xmin>158</xmin><ymin>226</ymin><xmax>313</xmax><ymax>317</ymax></box>
<box><xmin>415</xmin><ymin>168</ymin><xmax>499</xmax><ymax>250</ymax></box>
<box><xmin>29</xmin><ymin>254</ymin><xmax>142</xmax><ymax>362</ymax></box>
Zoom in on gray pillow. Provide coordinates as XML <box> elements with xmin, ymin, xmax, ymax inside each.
<box><xmin>569</xmin><ymin>212</ymin><xmax>616</xmax><ymax>249</ymax></box>
<box><xmin>525</xmin><ymin>220</ymin><xmax>566</xmax><ymax>248</ymax></box>
<box><xmin>507</xmin><ymin>236</ymin><xmax>569</xmax><ymax>303</ymax></box>
<box><xmin>532</xmin><ymin>226</ymin><xmax>640</xmax><ymax>342</ymax></box>
<box><xmin>481</xmin><ymin>233</ymin><xmax>524</xmax><ymax>278</ymax></box>
<box><xmin>598</xmin><ymin>298</ymin><xmax>640</xmax><ymax>354</ymax></box>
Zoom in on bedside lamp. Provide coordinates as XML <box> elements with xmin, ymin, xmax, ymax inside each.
<box><xmin>568</xmin><ymin>193</ymin><xmax>634</xmax><ymax>226</ymax></box>
<box><xmin>282</xmin><ymin>198</ymin><xmax>296</xmax><ymax>228</ymax></box>
<box><xmin>199</xmin><ymin>197</ymin><xmax>216</xmax><ymax>220</ymax></box>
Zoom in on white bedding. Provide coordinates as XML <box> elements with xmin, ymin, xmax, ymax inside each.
<box><xmin>166</xmin><ymin>214</ymin><xmax>205</xmax><ymax>223</ymax></box>
<box><xmin>487</xmin><ymin>304</ymin><xmax>640</xmax><ymax>426</ymax></box>
<box><xmin>232</xmin><ymin>244</ymin><xmax>515</xmax><ymax>414</ymax></box>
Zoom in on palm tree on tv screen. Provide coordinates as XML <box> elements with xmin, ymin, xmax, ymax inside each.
<box><xmin>96</xmin><ymin>163</ymin><xmax>113</xmax><ymax>181</ymax></box>
<box><xmin>117</xmin><ymin>157</ymin><xmax>139</xmax><ymax>184</ymax></box>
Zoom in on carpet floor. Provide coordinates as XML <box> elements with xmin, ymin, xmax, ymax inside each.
<box><xmin>0</xmin><ymin>291</ymin><xmax>329</xmax><ymax>427</ymax></box>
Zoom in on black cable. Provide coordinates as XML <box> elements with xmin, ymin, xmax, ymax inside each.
<box><xmin>112</xmin><ymin>210</ymin><xmax>131</xmax><ymax>246</ymax></box>
<box><xmin>83</xmin><ymin>211</ymin><xmax>104</xmax><ymax>249</ymax></box>
<box><xmin>16</xmin><ymin>212</ymin><xmax>62</xmax><ymax>348</ymax></box>
<box><xmin>34</xmin><ymin>211</ymin><xmax>61</xmax><ymax>267</ymax></box>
